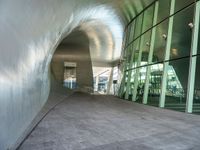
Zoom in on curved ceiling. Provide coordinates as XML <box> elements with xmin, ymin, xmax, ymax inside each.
<box><xmin>59</xmin><ymin>0</ymin><xmax>155</xmax><ymax>66</ymax></box>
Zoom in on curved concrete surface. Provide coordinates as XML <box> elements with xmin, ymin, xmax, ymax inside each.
<box><xmin>0</xmin><ymin>1</ymin><xmax>124</xmax><ymax>149</ymax></box>
<box><xmin>19</xmin><ymin>92</ymin><xmax>200</xmax><ymax>150</ymax></box>
<box><xmin>0</xmin><ymin>0</ymin><xmax>191</xmax><ymax>149</ymax></box>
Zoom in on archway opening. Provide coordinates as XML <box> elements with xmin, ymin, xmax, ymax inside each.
<box><xmin>51</xmin><ymin>29</ymin><xmax>94</xmax><ymax>93</ymax></box>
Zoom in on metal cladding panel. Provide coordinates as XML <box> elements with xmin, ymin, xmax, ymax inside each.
<box><xmin>0</xmin><ymin>0</ymin><xmax>153</xmax><ymax>149</ymax></box>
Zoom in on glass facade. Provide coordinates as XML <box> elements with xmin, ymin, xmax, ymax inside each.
<box><xmin>194</xmin><ymin>56</ymin><xmax>200</xmax><ymax>114</ymax></box>
<box><xmin>119</xmin><ymin>0</ymin><xmax>200</xmax><ymax>114</ymax></box>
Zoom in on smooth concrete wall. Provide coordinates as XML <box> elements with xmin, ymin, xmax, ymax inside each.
<box><xmin>0</xmin><ymin>0</ymin><xmax>122</xmax><ymax>149</ymax></box>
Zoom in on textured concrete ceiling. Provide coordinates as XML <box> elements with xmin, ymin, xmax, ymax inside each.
<box><xmin>57</xmin><ymin>0</ymin><xmax>155</xmax><ymax>66</ymax></box>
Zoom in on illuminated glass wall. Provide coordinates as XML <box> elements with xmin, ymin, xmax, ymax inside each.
<box><xmin>119</xmin><ymin>0</ymin><xmax>200</xmax><ymax>113</ymax></box>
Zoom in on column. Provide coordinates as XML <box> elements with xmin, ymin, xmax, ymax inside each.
<box><xmin>186</xmin><ymin>1</ymin><xmax>200</xmax><ymax>113</ymax></box>
<box><xmin>159</xmin><ymin>0</ymin><xmax>176</xmax><ymax>108</ymax></box>
<box><xmin>107</xmin><ymin>68</ymin><xmax>114</xmax><ymax>95</ymax></box>
<box><xmin>132</xmin><ymin>13</ymin><xmax>145</xmax><ymax>101</ymax></box>
<box><xmin>143</xmin><ymin>1</ymin><xmax>159</xmax><ymax>104</ymax></box>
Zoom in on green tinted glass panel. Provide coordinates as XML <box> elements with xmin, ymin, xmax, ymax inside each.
<box><xmin>165</xmin><ymin>58</ymin><xmax>190</xmax><ymax>112</ymax></box>
<box><xmin>134</xmin><ymin>13</ymin><xmax>143</xmax><ymax>39</ymax></box>
<box><xmin>141</xmin><ymin>30</ymin><xmax>152</xmax><ymax>62</ymax></box>
<box><xmin>132</xmin><ymin>38</ymin><xmax>140</xmax><ymax>67</ymax></box>
<box><xmin>157</xmin><ymin>0</ymin><xmax>170</xmax><ymax>23</ymax></box>
<box><xmin>153</xmin><ymin>19</ymin><xmax>169</xmax><ymax>63</ymax></box>
<box><xmin>127</xmin><ymin>44</ymin><xmax>134</xmax><ymax>70</ymax></box>
<box><xmin>128</xmin><ymin>21</ymin><xmax>135</xmax><ymax>44</ymax></box>
<box><xmin>143</xmin><ymin>5</ymin><xmax>154</xmax><ymax>32</ymax></box>
<box><xmin>198</xmin><ymin>8</ymin><xmax>200</xmax><ymax>54</ymax></box>
<box><xmin>175</xmin><ymin>0</ymin><xmax>195</xmax><ymax>13</ymax></box>
<box><xmin>194</xmin><ymin>56</ymin><xmax>200</xmax><ymax>114</ymax></box>
<box><xmin>125</xmin><ymin>26</ymin><xmax>130</xmax><ymax>47</ymax></box>
<box><xmin>170</xmin><ymin>5</ymin><xmax>194</xmax><ymax>60</ymax></box>
<box><xmin>148</xmin><ymin>63</ymin><xmax>163</xmax><ymax>106</ymax></box>
<box><xmin>136</xmin><ymin>66</ymin><xmax>147</xmax><ymax>102</ymax></box>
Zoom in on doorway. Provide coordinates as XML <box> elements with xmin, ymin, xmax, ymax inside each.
<box><xmin>63</xmin><ymin>62</ymin><xmax>77</xmax><ymax>89</ymax></box>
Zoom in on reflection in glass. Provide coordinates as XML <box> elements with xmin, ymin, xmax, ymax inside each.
<box><xmin>153</xmin><ymin>19</ymin><xmax>168</xmax><ymax>62</ymax></box>
<box><xmin>144</xmin><ymin>63</ymin><xmax>163</xmax><ymax>106</ymax></box>
<box><xmin>157</xmin><ymin>0</ymin><xmax>170</xmax><ymax>23</ymax></box>
<box><xmin>175</xmin><ymin>0</ymin><xmax>195</xmax><ymax>13</ymax></box>
<box><xmin>198</xmin><ymin>16</ymin><xmax>200</xmax><ymax>54</ymax></box>
<box><xmin>136</xmin><ymin>66</ymin><xmax>147</xmax><ymax>102</ymax></box>
<box><xmin>128</xmin><ymin>21</ymin><xmax>135</xmax><ymax>44</ymax></box>
<box><xmin>125</xmin><ymin>26</ymin><xmax>131</xmax><ymax>47</ymax></box>
<box><xmin>141</xmin><ymin>31</ymin><xmax>152</xmax><ymax>62</ymax></box>
<box><xmin>120</xmin><ymin>71</ymin><xmax>128</xmax><ymax>97</ymax></box>
<box><xmin>193</xmin><ymin>56</ymin><xmax>200</xmax><ymax>114</ymax></box>
<box><xmin>165</xmin><ymin>58</ymin><xmax>190</xmax><ymax>112</ymax></box>
<box><xmin>170</xmin><ymin>5</ymin><xmax>194</xmax><ymax>60</ymax></box>
<box><xmin>126</xmin><ymin>44</ymin><xmax>133</xmax><ymax>66</ymax></box>
<box><xmin>143</xmin><ymin>5</ymin><xmax>154</xmax><ymax>32</ymax></box>
<box><xmin>121</xmin><ymin>0</ymin><xmax>197</xmax><ymax>114</ymax></box>
<box><xmin>127</xmin><ymin>69</ymin><xmax>136</xmax><ymax>100</ymax></box>
<box><xmin>134</xmin><ymin>13</ymin><xmax>144</xmax><ymax>39</ymax></box>
<box><xmin>132</xmin><ymin>39</ymin><xmax>140</xmax><ymax>66</ymax></box>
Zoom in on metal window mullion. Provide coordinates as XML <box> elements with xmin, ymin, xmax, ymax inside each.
<box><xmin>118</xmin><ymin>28</ymin><xmax>128</xmax><ymax>97</ymax></box>
<box><xmin>118</xmin><ymin>54</ymin><xmax>127</xmax><ymax>97</ymax></box>
<box><xmin>121</xmin><ymin>29</ymin><xmax>128</xmax><ymax>53</ymax></box>
<box><xmin>186</xmin><ymin>1</ymin><xmax>200</xmax><ymax>113</ymax></box>
<box><xmin>132</xmin><ymin>13</ymin><xmax>145</xmax><ymax>101</ymax></box>
<box><xmin>124</xmin><ymin>27</ymin><xmax>129</xmax><ymax>48</ymax></box>
<box><xmin>159</xmin><ymin>0</ymin><xmax>176</xmax><ymax>108</ymax></box>
<box><xmin>125</xmin><ymin>44</ymin><xmax>135</xmax><ymax>99</ymax></box>
<box><xmin>120</xmin><ymin>45</ymin><xmax>132</xmax><ymax>97</ymax></box>
<box><xmin>119</xmin><ymin>26</ymin><xmax>132</xmax><ymax>97</ymax></box>
<box><xmin>129</xmin><ymin>23</ymin><xmax>134</xmax><ymax>43</ymax></box>
<box><xmin>126</xmin><ymin>26</ymin><xmax>131</xmax><ymax>47</ymax></box>
<box><xmin>125</xmin><ymin>21</ymin><xmax>136</xmax><ymax>99</ymax></box>
<box><xmin>119</xmin><ymin>65</ymin><xmax>127</xmax><ymax>97</ymax></box>
<box><xmin>143</xmin><ymin>1</ymin><xmax>159</xmax><ymax>104</ymax></box>
<box><xmin>119</xmin><ymin>75</ymin><xmax>125</xmax><ymax>97</ymax></box>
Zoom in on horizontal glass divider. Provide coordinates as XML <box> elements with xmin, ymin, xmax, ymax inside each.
<box><xmin>125</xmin><ymin>1</ymin><xmax>195</xmax><ymax>31</ymax></box>
<box><xmin>124</xmin><ymin>54</ymin><xmax>200</xmax><ymax>72</ymax></box>
<box><xmin>125</xmin><ymin>0</ymin><xmax>157</xmax><ymax>29</ymax></box>
<box><xmin>124</xmin><ymin>2</ymin><xmax>196</xmax><ymax>50</ymax></box>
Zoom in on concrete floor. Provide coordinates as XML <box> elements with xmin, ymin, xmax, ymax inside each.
<box><xmin>19</xmin><ymin>92</ymin><xmax>200</xmax><ymax>150</ymax></box>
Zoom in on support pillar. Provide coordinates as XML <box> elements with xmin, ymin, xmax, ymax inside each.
<box><xmin>186</xmin><ymin>1</ymin><xmax>200</xmax><ymax>113</ymax></box>
<box><xmin>125</xmin><ymin>22</ymin><xmax>136</xmax><ymax>99</ymax></box>
<box><xmin>95</xmin><ymin>75</ymin><xmax>99</xmax><ymax>92</ymax></box>
<box><xmin>118</xmin><ymin>25</ymin><xmax>133</xmax><ymax>98</ymax></box>
<box><xmin>159</xmin><ymin>0</ymin><xmax>175</xmax><ymax>108</ymax></box>
<box><xmin>132</xmin><ymin>13</ymin><xmax>145</xmax><ymax>101</ymax></box>
<box><xmin>143</xmin><ymin>1</ymin><xmax>159</xmax><ymax>104</ymax></box>
<box><xmin>107</xmin><ymin>68</ymin><xmax>114</xmax><ymax>95</ymax></box>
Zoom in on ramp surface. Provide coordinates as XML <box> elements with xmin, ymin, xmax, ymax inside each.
<box><xmin>19</xmin><ymin>92</ymin><xmax>200</xmax><ymax>150</ymax></box>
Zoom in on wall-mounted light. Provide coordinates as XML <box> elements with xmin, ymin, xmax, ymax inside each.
<box><xmin>162</xmin><ymin>34</ymin><xmax>167</xmax><ymax>40</ymax></box>
<box><xmin>188</xmin><ymin>22</ymin><xmax>194</xmax><ymax>29</ymax></box>
<box><xmin>146</xmin><ymin>42</ymin><xmax>150</xmax><ymax>47</ymax></box>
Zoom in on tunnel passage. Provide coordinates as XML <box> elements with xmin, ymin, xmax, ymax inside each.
<box><xmin>2</xmin><ymin>0</ymin><xmax>200</xmax><ymax>150</ymax></box>
<box><xmin>51</xmin><ymin>30</ymin><xmax>93</xmax><ymax>92</ymax></box>
<box><xmin>0</xmin><ymin>1</ymin><xmax>124</xmax><ymax>148</ymax></box>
